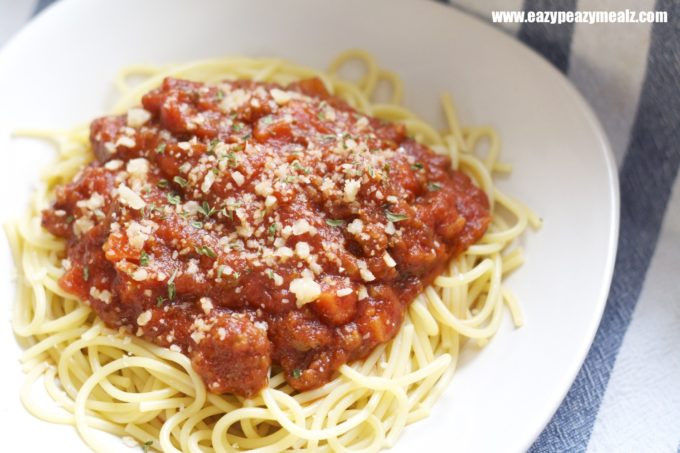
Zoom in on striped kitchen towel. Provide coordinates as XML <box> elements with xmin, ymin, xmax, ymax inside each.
<box><xmin>2</xmin><ymin>0</ymin><xmax>679</xmax><ymax>451</ymax></box>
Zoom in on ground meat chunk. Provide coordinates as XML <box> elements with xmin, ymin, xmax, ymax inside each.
<box><xmin>189</xmin><ymin>312</ymin><xmax>271</xmax><ymax>397</ymax></box>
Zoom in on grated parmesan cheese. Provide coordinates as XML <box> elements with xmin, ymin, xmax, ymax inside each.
<box><xmin>115</xmin><ymin>135</ymin><xmax>136</xmax><ymax>149</ymax></box>
<box><xmin>220</xmin><ymin>89</ymin><xmax>250</xmax><ymax>112</ymax></box>
<box><xmin>89</xmin><ymin>287</ymin><xmax>112</xmax><ymax>304</ymax></box>
<box><xmin>231</xmin><ymin>171</ymin><xmax>245</xmax><ymax>186</ymax></box>
<box><xmin>343</xmin><ymin>179</ymin><xmax>361</xmax><ymax>202</ymax></box>
<box><xmin>104</xmin><ymin>159</ymin><xmax>124</xmax><ymax>170</ymax></box>
<box><xmin>292</xmin><ymin>219</ymin><xmax>311</xmax><ymax>236</ymax></box>
<box><xmin>275</xmin><ymin>246</ymin><xmax>294</xmax><ymax>260</ymax></box>
<box><xmin>76</xmin><ymin>193</ymin><xmax>104</xmax><ymax>211</ymax></box>
<box><xmin>126</xmin><ymin>158</ymin><xmax>149</xmax><ymax>180</ymax></box>
<box><xmin>73</xmin><ymin>217</ymin><xmax>94</xmax><ymax>236</ymax></box>
<box><xmin>347</xmin><ymin>218</ymin><xmax>364</xmax><ymax>235</ymax></box>
<box><xmin>137</xmin><ymin>310</ymin><xmax>152</xmax><ymax>326</ymax></box>
<box><xmin>131</xmin><ymin>268</ymin><xmax>148</xmax><ymax>281</ymax></box>
<box><xmin>191</xmin><ymin>330</ymin><xmax>205</xmax><ymax>344</ymax></box>
<box><xmin>201</xmin><ymin>170</ymin><xmax>216</xmax><ymax>193</ymax></box>
<box><xmin>337</xmin><ymin>287</ymin><xmax>353</xmax><ymax>297</ymax></box>
<box><xmin>265</xmin><ymin>195</ymin><xmax>277</xmax><ymax>208</ymax></box>
<box><xmin>295</xmin><ymin>242</ymin><xmax>310</xmax><ymax>259</ymax></box>
<box><xmin>200</xmin><ymin>297</ymin><xmax>214</xmax><ymax>314</ymax></box>
<box><xmin>270</xmin><ymin>88</ymin><xmax>292</xmax><ymax>105</ymax></box>
<box><xmin>126</xmin><ymin>108</ymin><xmax>151</xmax><ymax>128</ymax></box>
<box><xmin>254</xmin><ymin>180</ymin><xmax>273</xmax><ymax>197</ymax></box>
<box><xmin>289</xmin><ymin>277</ymin><xmax>321</xmax><ymax>307</ymax></box>
<box><xmin>360</xmin><ymin>268</ymin><xmax>376</xmax><ymax>282</ymax></box>
<box><xmin>117</xmin><ymin>184</ymin><xmax>145</xmax><ymax>210</ymax></box>
<box><xmin>126</xmin><ymin>221</ymin><xmax>151</xmax><ymax>250</ymax></box>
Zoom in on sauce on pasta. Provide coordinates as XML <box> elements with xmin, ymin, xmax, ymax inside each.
<box><xmin>42</xmin><ymin>77</ymin><xmax>490</xmax><ymax>397</ymax></box>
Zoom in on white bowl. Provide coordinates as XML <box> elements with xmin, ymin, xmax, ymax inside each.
<box><xmin>0</xmin><ymin>1</ymin><xmax>619</xmax><ymax>451</ymax></box>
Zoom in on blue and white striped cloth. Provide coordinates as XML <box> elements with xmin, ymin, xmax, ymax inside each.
<box><xmin>2</xmin><ymin>1</ymin><xmax>679</xmax><ymax>451</ymax></box>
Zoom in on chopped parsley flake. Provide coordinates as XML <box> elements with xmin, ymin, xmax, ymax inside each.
<box><xmin>157</xmin><ymin>179</ymin><xmax>169</xmax><ymax>189</ymax></box>
<box><xmin>292</xmin><ymin>161</ymin><xmax>310</xmax><ymax>174</ymax></box>
<box><xmin>140</xmin><ymin>251</ymin><xmax>149</xmax><ymax>266</ymax></box>
<box><xmin>166</xmin><ymin>193</ymin><xmax>181</xmax><ymax>205</ymax></box>
<box><xmin>195</xmin><ymin>245</ymin><xmax>217</xmax><ymax>258</ymax></box>
<box><xmin>82</xmin><ymin>266</ymin><xmax>89</xmax><ymax>281</ymax></box>
<box><xmin>167</xmin><ymin>269</ymin><xmax>178</xmax><ymax>300</ymax></box>
<box><xmin>268</xmin><ymin>223</ymin><xmax>278</xmax><ymax>237</ymax></box>
<box><xmin>292</xmin><ymin>368</ymin><xmax>302</xmax><ymax>379</ymax></box>
<box><xmin>385</xmin><ymin>210</ymin><xmax>408</xmax><ymax>223</ymax></box>
<box><xmin>326</xmin><ymin>219</ymin><xmax>345</xmax><ymax>227</ymax></box>
<box><xmin>219</xmin><ymin>207</ymin><xmax>232</xmax><ymax>221</ymax></box>
<box><xmin>190</xmin><ymin>220</ymin><xmax>203</xmax><ymax>229</ymax></box>
<box><xmin>144</xmin><ymin>203</ymin><xmax>157</xmax><ymax>217</ymax></box>
<box><xmin>173</xmin><ymin>176</ymin><xmax>188</xmax><ymax>188</ymax></box>
<box><xmin>198</xmin><ymin>201</ymin><xmax>216</xmax><ymax>218</ymax></box>
<box><xmin>411</xmin><ymin>162</ymin><xmax>424</xmax><ymax>171</ymax></box>
<box><xmin>261</xmin><ymin>115</ymin><xmax>274</xmax><ymax>125</ymax></box>
<box><xmin>167</xmin><ymin>282</ymin><xmax>176</xmax><ymax>301</ymax></box>
<box><xmin>226</xmin><ymin>151</ymin><xmax>238</xmax><ymax>167</ymax></box>
<box><xmin>156</xmin><ymin>296</ymin><xmax>166</xmax><ymax>307</ymax></box>
<box><xmin>155</xmin><ymin>143</ymin><xmax>166</xmax><ymax>154</ymax></box>
<box><xmin>142</xmin><ymin>440</ymin><xmax>153</xmax><ymax>452</ymax></box>
<box><xmin>232</xmin><ymin>122</ymin><xmax>243</xmax><ymax>132</ymax></box>
<box><xmin>427</xmin><ymin>182</ymin><xmax>442</xmax><ymax>192</ymax></box>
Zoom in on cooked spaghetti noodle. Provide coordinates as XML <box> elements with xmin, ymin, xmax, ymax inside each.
<box><xmin>6</xmin><ymin>50</ymin><xmax>539</xmax><ymax>452</ymax></box>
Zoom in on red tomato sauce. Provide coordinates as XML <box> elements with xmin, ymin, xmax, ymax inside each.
<box><xmin>42</xmin><ymin>77</ymin><xmax>490</xmax><ymax>397</ymax></box>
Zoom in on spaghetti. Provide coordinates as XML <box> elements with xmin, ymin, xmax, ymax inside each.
<box><xmin>6</xmin><ymin>50</ymin><xmax>539</xmax><ymax>452</ymax></box>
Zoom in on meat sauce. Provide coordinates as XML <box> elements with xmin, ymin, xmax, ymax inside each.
<box><xmin>42</xmin><ymin>77</ymin><xmax>490</xmax><ymax>397</ymax></box>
